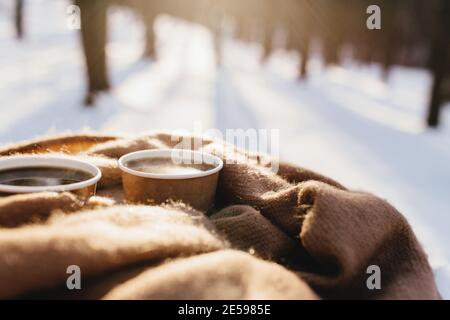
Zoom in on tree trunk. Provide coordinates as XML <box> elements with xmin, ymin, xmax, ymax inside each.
<box><xmin>426</xmin><ymin>0</ymin><xmax>450</xmax><ymax>128</ymax></box>
<box><xmin>381</xmin><ymin>1</ymin><xmax>397</xmax><ymax>81</ymax></box>
<box><xmin>142</xmin><ymin>0</ymin><xmax>157</xmax><ymax>59</ymax></box>
<box><xmin>298</xmin><ymin>35</ymin><xmax>310</xmax><ymax>79</ymax></box>
<box><xmin>15</xmin><ymin>0</ymin><xmax>24</xmax><ymax>39</ymax></box>
<box><xmin>75</xmin><ymin>0</ymin><xmax>110</xmax><ymax>106</ymax></box>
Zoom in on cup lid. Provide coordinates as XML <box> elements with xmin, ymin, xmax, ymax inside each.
<box><xmin>118</xmin><ymin>149</ymin><xmax>223</xmax><ymax>180</ymax></box>
<box><xmin>0</xmin><ymin>155</ymin><xmax>102</xmax><ymax>193</ymax></box>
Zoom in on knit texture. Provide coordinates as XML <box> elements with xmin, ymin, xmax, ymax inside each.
<box><xmin>0</xmin><ymin>132</ymin><xmax>441</xmax><ymax>299</ymax></box>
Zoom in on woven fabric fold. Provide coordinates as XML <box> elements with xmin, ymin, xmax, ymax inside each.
<box><xmin>0</xmin><ymin>133</ymin><xmax>440</xmax><ymax>299</ymax></box>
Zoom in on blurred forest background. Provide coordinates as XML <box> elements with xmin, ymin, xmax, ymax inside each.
<box><xmin>12</xmin><ymin>0</ymin><xmax>449</xmax><ymax>126</ymax></box>
<box><xmin>1</xmin><ymin>0</ymin><xmax>450</xmax><ymax>297</ymax></box>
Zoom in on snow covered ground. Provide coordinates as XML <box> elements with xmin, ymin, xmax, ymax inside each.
<box><xmin>1</xmin><ymin>0</ymin><xmax>449</xmax><ymax>298</ymax></box>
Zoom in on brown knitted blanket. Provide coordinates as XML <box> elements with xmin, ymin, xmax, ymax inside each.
<box><xmin>0</xmin><ymin>132</ymin><xmax>441</xmax><ymax>299</ymax></box>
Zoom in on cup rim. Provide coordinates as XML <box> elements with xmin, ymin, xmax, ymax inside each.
<box><xmin>0</xmin><ymin>155</ymin><xmax>102</xmax><ymax>193</ymax></box>
<box><xmin>118</xmin><ymin>149</ymin><xmax>224</xmax><ymax>180</ymax></box>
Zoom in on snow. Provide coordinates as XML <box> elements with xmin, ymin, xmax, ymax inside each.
<box><xmin>1</xmin><ymin>0</ymin><xmax>449</xmax><ymax>298</ymax></box>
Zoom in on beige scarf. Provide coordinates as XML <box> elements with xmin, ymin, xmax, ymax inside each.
<box><xmin>0</xmin><ymin>132</ymin><xmax>441</xmax><ymax>299</ymax></box>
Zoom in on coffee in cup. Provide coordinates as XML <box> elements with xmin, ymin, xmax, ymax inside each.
<box><xmin>118</xmin><ymin>149</ymin><xmax>223</xmax><ymax>212</ymax></box>
<box><xmin>0</xmin><ymin>155</ymin><xmax>102</xmax><ymax>197</ymax></box>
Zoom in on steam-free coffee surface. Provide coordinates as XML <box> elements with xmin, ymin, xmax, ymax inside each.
<box><xmin>126</xmin><ymin>157</ymin><xmax>216</xmax><ymax>175</ymax></box>
<box><xmin>0</xmin><ymin>167</ymin><xmax>93</xmax><ymax>186</ymax></box>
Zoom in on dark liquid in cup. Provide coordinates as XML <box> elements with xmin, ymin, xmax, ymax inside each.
<box><xmin>126</xmin><ymin>157</ymin><xmax>216</xmax><ymax>175</ymax></box>
<box><xmin>0</xmin><ymin>167</ymin><xmax>93</xmax><ymax>187</ymax></box>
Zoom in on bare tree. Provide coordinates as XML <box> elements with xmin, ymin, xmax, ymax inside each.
<box><xmin>427</xmin><ymin>0</ymin><xmax>450</xmax><ymax>128</ymax></box>
<box><xmin>75</xmin><ymin>0</ymin><xmax>110</xmax><ymax>106</ymax></box>
<box><xmin>141</xmin><ymin>0</ymin><xmax>158</xmax><ymax>59</ymax></box>
<box><xmin>15</xmin><ymin>0</ymin><xmax>24</xmax><ymax>39</ymax></box>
